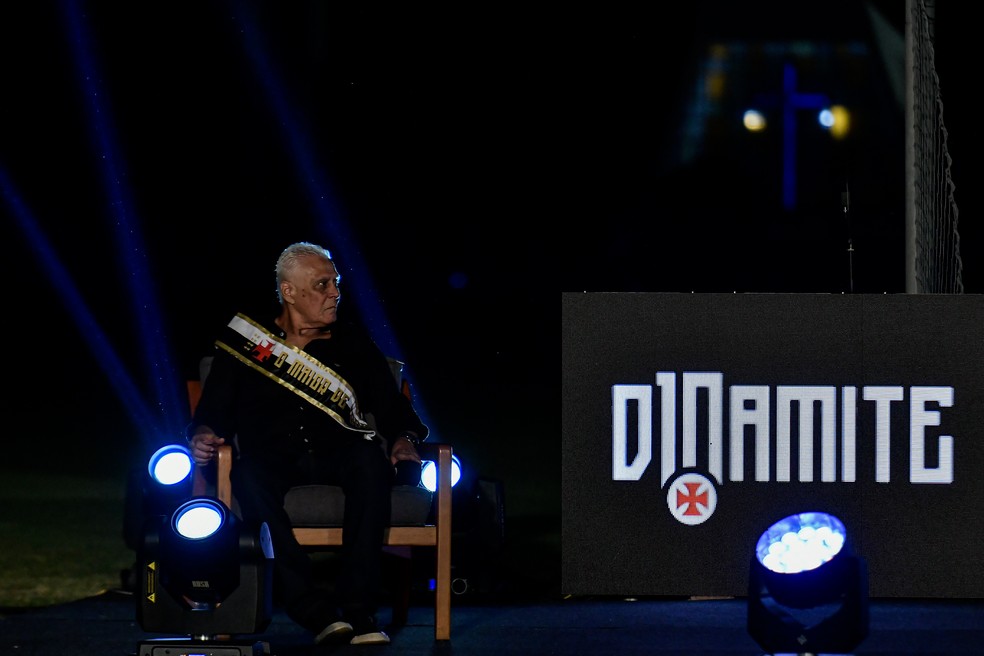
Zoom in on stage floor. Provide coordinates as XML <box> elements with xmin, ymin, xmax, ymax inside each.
<box><xmin>3</xmin><ymin>591</ymin><xmax>983</xmax><ymax>655</ymax></box>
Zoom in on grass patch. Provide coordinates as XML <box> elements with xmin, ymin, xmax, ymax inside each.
<box><xmin>0</xmin><ymin>471</ymin><xmax>134</xmax><ymax>609</ymax></box>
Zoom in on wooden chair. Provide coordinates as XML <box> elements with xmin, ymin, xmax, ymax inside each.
<box><xmin>186</xmin><ymin>361</ymin><xmax>453</xmax><ymax>641</ymax></box>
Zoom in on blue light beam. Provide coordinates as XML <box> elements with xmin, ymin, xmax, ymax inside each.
<box><xmin>228</xmin><ymin>8</ymin><xmax>437</xmax><ymax>433</ymax></box>
<box><xmin>229</xmin><ymin>8</ymin><xmax>404</xmax><ymax>361</ymax></box>
<box><xmin>60</xmin><ymin>0</ymin><xmax>185</xmax><ymax>436</ymax></box>
<box><xmin>1</xmin><ymin>165</ymin><xmax>163</xmax><ymax>434</ymax></box>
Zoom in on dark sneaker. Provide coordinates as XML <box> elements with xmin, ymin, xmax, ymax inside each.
<box><xmin>315</xmin><ymin>619</ymin><xmax>354</xmax><ymax>644</ymax></box>
<box><xmin>347</xmin><ymin>615</ymin><xmax>391</xmax><ymax>645</ymax></box>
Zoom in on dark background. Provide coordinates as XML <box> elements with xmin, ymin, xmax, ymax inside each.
<box><xmin>1</xmin><ymin>1</ymin><xmax>981</xmax><ymax>552</ymax></box>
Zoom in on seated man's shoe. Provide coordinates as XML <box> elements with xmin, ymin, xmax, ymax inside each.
<box><xmin>315</xmin><ymin>619</ymin><xmax>354</xmax><ymax>644</ymax></box>
<box><xmin>347</xmin><ymin>615</ymin><xmax>391</xmax><ymax>645</ymax></box>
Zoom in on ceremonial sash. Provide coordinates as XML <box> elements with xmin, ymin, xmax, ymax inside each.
<box><xmin>215</xmin><ymin>313</ymin><xmax>375</xmax><ymax>438</ymax></box>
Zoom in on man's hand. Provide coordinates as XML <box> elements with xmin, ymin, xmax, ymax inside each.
<box><xmin>189</xmin><ymin>428</ymin><xmax>226</xmax><ymax>467</ymax></box>
<box><xmin>390</xmin><ymin>435</ymin><xmax>421</xmax><ymax>467</ymax></box>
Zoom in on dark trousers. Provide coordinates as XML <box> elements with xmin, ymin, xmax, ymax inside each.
<box><xmin>230</xmin><ymin>435</ymin><xmax>392</xmax><ymax>629</ymax></box>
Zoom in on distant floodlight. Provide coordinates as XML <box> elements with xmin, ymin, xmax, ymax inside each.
<box><xmin>747</xmin><ymin>511</ymin><xmax>869</xmax><ymax>655</ymax></box>
<box><xmin>421</xmin><ymin>454</ymin><xmax>461</xmax><ymax>492</ymax></box>
<box><xmin>829</xmin><ymin>104</ymin><xmax>851</xmax><ymax>139</ymax></box>
<box><xmin>742</xmin><ymin>109</ymin><xmax>767</xmax><ymax>132</ymax></box>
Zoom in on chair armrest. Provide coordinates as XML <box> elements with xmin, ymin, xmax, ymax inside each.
<box><xmin>190</xmin><ymin>444</ymin><xmax>235</xmax><ymax>511</ymax></box>
<box><xmin>215</xmin><ymin>444</ymin><xmax>234</xmax><ymax>510</ymax></box>
<box><xmin>416</xmin><ymin>442</ymin><xmax>449</xmax><ymax>461</ymax></box>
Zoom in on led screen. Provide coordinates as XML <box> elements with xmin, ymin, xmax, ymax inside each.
<box><xmin>562</xmin><ymin>293</ymin><xmax>984</xmax><ymax>597</ymax></box>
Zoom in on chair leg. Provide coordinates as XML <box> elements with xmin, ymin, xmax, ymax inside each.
<box><xmin>434</xmin><ymin>445</ymin><xmax>453</xmax><ymax>641</ymax></box>
<box><xmin>384</xmin><ymin>546</ymin><xmax>413</xmax><ymax>627</ymax></box>
<box><xmin>434</xmin><ymin>524</ymin><xmax>452</xmax><ymax>640</ymax></box>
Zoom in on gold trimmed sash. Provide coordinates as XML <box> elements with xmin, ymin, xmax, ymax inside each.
<box><xmin>216</xmin><ymin>313</ymin><xmax>374</xmax><ymax>438</ymax></box>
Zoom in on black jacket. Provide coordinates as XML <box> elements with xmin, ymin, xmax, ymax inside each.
<box><xmin>189</xmin><ymin>313</ymin><xmax>428</xmax><ymax>463</ymax></box>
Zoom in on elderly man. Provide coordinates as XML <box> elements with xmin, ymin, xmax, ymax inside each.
<box><xmin>188</xmin><ymin>241</ymin><xmax>427</xmax><ymax>645</ymax></box>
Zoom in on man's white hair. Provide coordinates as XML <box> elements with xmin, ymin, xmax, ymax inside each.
<box><xmin>274</xmin><ymin>241</ymin><xmax>333</xmax><ymax>303</ymax></box>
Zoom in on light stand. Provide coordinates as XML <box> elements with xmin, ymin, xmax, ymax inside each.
<box><xmin>137</xmin><ymin>638</ymin><xmax>270</xmax><ymax>656</ymax></box>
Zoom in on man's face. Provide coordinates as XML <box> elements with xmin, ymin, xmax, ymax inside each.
<box><xmin>287</xmin><ymin>254</ymin><xmax>341</xmax><ymax>326</ymax></box>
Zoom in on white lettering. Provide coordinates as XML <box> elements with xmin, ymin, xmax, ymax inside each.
<box><xmin>683</xmin><ymin>372</ymin><xmax>724</xmax><ymax>484</ymax></box>
<box><xmin>862</xmin><ymin>386</ymin><xmax>904</xmax><ymax>482</ymax></box>
<box><xmin>729</xmin><ymin>385</ymin><xmax>770</xmax><ymax>482</ymax></box>
<box><xmin>612</xmin><ymin>385</ymin><xmax>651</xmax><ymax>481</ymax></box>
<box><xmin>910</xmin><ymin>386</ymin><xmax>954</xmax><ymax>483</ymax></box>
<box><xmin>612</xmin><ymin>373</ymin><xmax>955</xmax><ymax>486</ymax></box>
<box><xmin>656</xmin><ymin>372</ymin><xmax>676</xmax><ymax>487</ymax></box>
<box><xmin>776</xmin><ymin>386</ymin><xmax>837</xmax><ymax>482</ymax></box>
<box><xmin>842</xmin><ymin>386</ymin><xmax>857</xmax><ymax>482</ymax></box>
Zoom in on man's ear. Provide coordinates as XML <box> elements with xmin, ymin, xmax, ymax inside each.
<box><xmin>282</xmin><ymin>282</ymin><xmax>295</xmax><ymax>304</ymax></box>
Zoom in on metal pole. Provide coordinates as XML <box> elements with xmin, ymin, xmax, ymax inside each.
<box><xmin>904</xmin><ymin>0</ymin><xmax>917</xmax><ymax>293</ymax></box>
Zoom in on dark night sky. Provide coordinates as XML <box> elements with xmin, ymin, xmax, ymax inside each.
<box><xmin>2</xmin><ymin>2</ymin><xmax>980</xmax><ymax>517</ymax></box>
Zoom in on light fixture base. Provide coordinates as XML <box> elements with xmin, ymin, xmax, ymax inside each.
<box><xmin>137</xmin><ymin>637</ymin><xmax>270</xmax><ymax>656</ymax></box>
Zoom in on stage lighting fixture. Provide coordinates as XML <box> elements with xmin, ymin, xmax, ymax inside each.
<box><xmin>747</xmin><ymin>511</ymin><xmax>869</xmax><ymax>655</ymax></box>
<box><xmin>149</xmin><ymin>443</ymin><xmax>194</xmax><ymax>486</ymax></box>
<box><xmin>144</xmin><ymin>443</ymin><xmax>195</xmax><ymax>516</ymax></box>
<box><xmin>421</xmin><ymin>454</ymin><xmax>461</xmax><ymax>492</ymax></box>
<box><xmin>137</xmin><ymin>497</ymin><xmax>274</xmax><ymax>656</ymax></box>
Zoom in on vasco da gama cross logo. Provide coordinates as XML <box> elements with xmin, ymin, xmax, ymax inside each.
<box><xmin>667</xmin><ymin>472</ymin><xmax>718</xmax><ymax>526</ymax></box>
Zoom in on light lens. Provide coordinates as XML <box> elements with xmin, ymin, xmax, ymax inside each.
<box><xmin>172</xmin><ymin>499</ymin><xmax>225</xmax><ymax>539</ymax></box>
<box><xmin>421</xmin><ymin>455</ymin><xmax>462</xmax><ymax>492</ymax></box>
<box><xmin>755</xmin><ymin>511</ymin><xmax>846</xmax><ymax>574</ymax></box>
<box><xmin>148</xmin><ymin>444</ymin><xmax>194</xmax><ymax>486</ymax></box>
